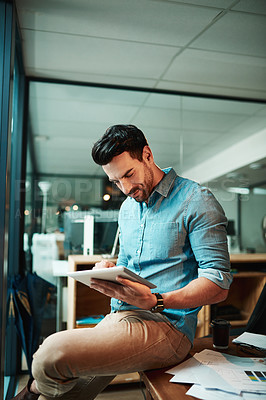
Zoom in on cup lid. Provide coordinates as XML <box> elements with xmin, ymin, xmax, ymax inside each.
<box><xmin>210</xmin><ymin>318</ymin><xmax>231</xmax><ymax>327</ymax></box>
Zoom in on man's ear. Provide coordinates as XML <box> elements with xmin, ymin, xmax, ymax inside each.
<box><xmin>142</xmin><ymin>146</ymin><xmax>153</xmax><ymax>163</ymax></box>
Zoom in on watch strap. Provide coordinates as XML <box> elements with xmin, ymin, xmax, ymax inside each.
<box><xmin>151</xmin><ymin>293</ymin><xmax>164</xmax><ymax>313</ymax></box>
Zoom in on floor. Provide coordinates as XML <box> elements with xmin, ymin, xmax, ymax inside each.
<box><xmin>17</xmin><ymin>375</ymin><xmax>146</xmax><ymax>400</ymax></box>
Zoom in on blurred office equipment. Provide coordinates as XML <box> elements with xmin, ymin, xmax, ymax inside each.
<box><xmin>226</xmin><ymin>219</ymin><xmax>240</xmax><ymax>253</ymax></box>
<box><xmin>64</xmin><ymin>209</ymin><xmax>119</xmax><ymax>257</ymax></box>
<box><xmin>38</xmin><ymin>181</ymin><xmax>51</xmax><ymax>234</ymax></box>
<box><xmin>32</xmin><ymin>233</ymin><xmax>59</xmax><ymax>285</ymax></box>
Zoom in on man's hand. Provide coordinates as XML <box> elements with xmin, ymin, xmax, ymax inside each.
<box><xmin>93</xmin><ymin>260</ymin><xmax>116</xmax><ymax>269</ymax></box>
<box><xmin>90</xmin><ymin>276</ymin><xmax>157</xmax><ymax>310</ymax></box>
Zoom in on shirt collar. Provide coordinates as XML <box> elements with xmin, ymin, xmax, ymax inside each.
<box><xmin>152</xmin><ymin>167</ymin><xmax>177</xmax><ymax>198</ymax></box>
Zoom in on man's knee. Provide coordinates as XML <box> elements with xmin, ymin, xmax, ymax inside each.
<box><xmin>32</xmin><ymin>332</ymin><xmax>70</xmax><ymax>382</ymax></box>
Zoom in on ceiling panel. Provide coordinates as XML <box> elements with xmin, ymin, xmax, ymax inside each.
<box><xmin>192</xmin><ymin>11</ymin><xmax>266</xmax><ymax>57</ymax></box>
<box><xmin>163</xmin><ymin>49</ymin><xmax>266</xmax><ymax>95</ymax></box>
<box><xmin>182</xmin><ymin>110</ymin><xmax>247</xmax><ymax>132</ymax></box>
<box><xmin>30</xmin><ymin>99</ymin><xmax>140</xmax><ymax>124</ymax></box>
<box><xmin>257</xmin><ymin>107</ymin><xmax>266</xmax><ymax>116</ymax></box>
<box><xmin>28</xmin><ymin>81</ymin><xmax>266</xmax><ymax>180</ymax></box>
<box><xmin>133</xmin><ymin>108</ymin><xmax>181</xmax><ymax>129</ymax></box>
<box><xmin>230</xmin><ymin>115</ymin><xmax>266</xmax><ymax>137</ymax></box>
<box><xmin>168</xmin><ymin>0</ymin><xmax>235</xmax><ymax>7</ymax></box>
<box><xmin>155</xmin><ymin>79</ymin><xmax>266</xmax><ymax>100</ymax></box>
<box><xmin>16</xmin><ymin>0</ymin><xmax>266</xmax><ymax>99</ymax></box>
<box><xmin>182</xmin><ymin>130</ymin><xmax>221</xmax><ymax>145</ymax></box>
<box><xmin>143</xmin><ymin>93</ymin><xmax>182</xmax><ymax>109</ymax></box>
<box><xmin>232</xmin><ymin>0</ymin><xmax>266</xmax><ymax>15</ymax></box>
<box><xmin>17</xmin><ymin>0</ymin><xmax>220</xmax><ymax>46</ymax></box>
<box><xmin>182</xmin><ymin>97</ymin><xmax>265</xmax><ymax>115</ymax></box>
<box><xmin>14</xmin><ymin>0</ymin><xmax>266</xmax><ymax>186</ymax></box>
<box><xmin>33</xmin><ymin>120</ymin><xmax>109</xmax><ymax>140</ymax></box>
<box><xmin>22</xmin><ymin>30</ymin><xmax>179</xmax><ymax>81</ymax></box>
<box><xmin>30</xmin><ymin>82</ymin><xmax>149</xmax><ymax>105</ymax></box>
<box><xmin>145</xmin><ymin>127</ymin><xmax>181</xmax><ymax>145</ymax></box>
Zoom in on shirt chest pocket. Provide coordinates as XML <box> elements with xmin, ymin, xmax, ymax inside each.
<box><xmin>149</xmin><ymin>221</ymin><xmax>183</xmax><ymax>259</ymax></box>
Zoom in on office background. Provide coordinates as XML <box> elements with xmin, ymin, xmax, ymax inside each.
<box><xmin>1</xmin><ymin>1</ymin><xmax>266</xmax><ymax>399</ymax></box>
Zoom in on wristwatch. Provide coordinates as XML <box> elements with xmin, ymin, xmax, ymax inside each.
<box><xmin>151</xmin><ymin>293</ymin><xmax>164</xmax><ymax>313</ymax></box>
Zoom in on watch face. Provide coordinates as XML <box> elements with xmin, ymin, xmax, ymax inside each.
<box><xmin>152</xmin><ymin>306</ymin><xmax>164</xmax><ymax>313</ymax></box>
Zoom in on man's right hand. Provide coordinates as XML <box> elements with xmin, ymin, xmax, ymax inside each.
<box><xmin>93</xmin><ymin>260</ymin><xmax>116</xmax><ymax>270</ymax></box>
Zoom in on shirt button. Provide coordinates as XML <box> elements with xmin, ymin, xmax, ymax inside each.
<box><xmin>137</xmin><ymin>250</ymin><xmax>141</xmax><ymax>254</ymax></box>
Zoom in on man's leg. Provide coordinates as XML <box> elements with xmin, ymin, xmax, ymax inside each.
<box><xmin>28</xmin><ymin>310</ymin><xmax>191</xmax><ymax>399</ymax></box>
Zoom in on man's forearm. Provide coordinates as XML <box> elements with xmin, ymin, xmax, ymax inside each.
<box><xmin>162</xmin><ymin>277</ymin><xmax>228</xmax><ymax>309</ymax></box>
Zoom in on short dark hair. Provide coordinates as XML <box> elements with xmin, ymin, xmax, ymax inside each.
<box><xmin>91</xmin><ymin>125</ymin><xmax>148</xmax><ymax>165</ymax></box>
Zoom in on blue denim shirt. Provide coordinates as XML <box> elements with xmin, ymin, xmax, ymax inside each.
<box><xmin>111</xmin><ymin>168</ymin><xmax>232</xmax><ymax>343</ymax></box>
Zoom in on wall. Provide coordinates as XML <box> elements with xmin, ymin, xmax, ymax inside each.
<box><xmin>241</xmin><ymin>192</ymin><xmax>266</xmax><ymax>253</ymax></box>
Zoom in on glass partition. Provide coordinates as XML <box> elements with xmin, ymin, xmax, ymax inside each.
<box><xmin>0</xmin><ymin>3</ymin><xmax>26</xmax><ymax>396</ymax></box>
<box><xmin>23</xmin><ymin>80</ymin><xmax>266</xmax><ymax>339</ymax></box>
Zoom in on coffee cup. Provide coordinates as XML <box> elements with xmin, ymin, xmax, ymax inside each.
<box><xmin>210</xmin><ymin>319</ymin><xmax>231</xmax><ymax>349</ymax></box>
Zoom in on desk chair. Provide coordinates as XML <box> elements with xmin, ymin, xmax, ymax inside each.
<box><xmin>245</xmin><ymin>282</ymin><xmax>266</xmax><ymax>335</ymax></box>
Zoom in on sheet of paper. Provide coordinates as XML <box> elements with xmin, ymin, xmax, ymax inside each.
<box><xmin>167</xmin><ymin>356</ymin><xmax>202</xmax><ymax>384</ymax></box>
<box><xmin>194</xmin><ymin>349</ymin><xmax>266</xmax><ymax>394</ymax></box>
<box><xmin>233</xmin><ymin>332</ymin><xmax>266</xmax><ymax>350</ymax></box>
<box><xmin>186</xmin><ymin>362</ymin><xmax>240</xmax><ymax>394</ymax></box>
<box><xmin>166</xmin><ymin>355</ymin><xmax>200</xmax><ymax>376</ymax></box>
<box><xmin>186</xmin><ymin>384</ymin><xmax>241</xmax><ymax>400</ymax></box>
<box><xmin>167</xmin><ymin>352</ymin><xmax>240</xmax><ymax>394</ymax></box>
<box><xmin>167</xmin><ymin>349</ymin><xmax>266</xmax><ymax>397</ymax></box>
<box><xmin>242</xmin><ymin>392</ymin><xmax>266</xmax><ymax>399</ymax></box>
<box><xmin>186</xmin><ymin>384</ymin><xmax>266</xmax><ymax>400</ymax></box>
<box><xmin>214</xmin><ymin>367</ymin><xmax>266</xmax><ymax>394</ymax></box>
<box><xmin>194</xmin><ymin>349</ymin><xmax>266</xmax><ymax>368</ymax></box>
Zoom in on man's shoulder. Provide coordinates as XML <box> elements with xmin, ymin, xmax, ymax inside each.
<box><xmin>172</xmin><ymin>173</ymin><xmax>201</xmax><ymax>194</ymax></box>
<box><xmin>170</xmin><ymin>174</ymin><xmax>219</xmax><ymax>208</ymax></box>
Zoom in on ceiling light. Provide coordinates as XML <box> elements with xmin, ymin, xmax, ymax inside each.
<box><xmin>249</xmin><ymin>162</ymin><xmax>264</xmax><ymax>170</ymax></box>
<box><xmin>253</xmin><ymin>188</ymin><xmax>266</xmax><ymax>195</ymax></box>
<box><xmin>225</xmin><ymin>172</ymin><xmax>240</xmax><ymax>179</ymax></box>
<box><xmin>103</xmin><ymin>193</ymin><xmax>111</xmax><ymax>201</ymax></box>
<box><xmin>226</xmin><ymin>187</ymin><xmax>250</xmax><ymax>195</ymax></box>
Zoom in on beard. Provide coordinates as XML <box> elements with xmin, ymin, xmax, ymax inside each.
<box><xmin>128</xmin><ymin>165</ymin><xmax>154</xmax><ymax>203</ymax></box>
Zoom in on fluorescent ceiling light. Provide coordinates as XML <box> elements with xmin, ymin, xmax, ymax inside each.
<box><xmin>253</xmin><ymin>188</ymin><xmax>266</xmax><ymax>195</ymax></box>
<box><xmin>226</xmin><ymin>187</ymin><xmax>250</xmax><ymax>195</ymax></box>
<box><xmin>249</xmin><ymin>162</ymin><xmax>264</xmax><ymax>170</ymax></box>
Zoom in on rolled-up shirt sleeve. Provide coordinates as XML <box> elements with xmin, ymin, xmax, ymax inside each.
<box><xmin>186</xmin><ymin>187</ymin><xmax>233</xmax><ymax>289</ymax></box>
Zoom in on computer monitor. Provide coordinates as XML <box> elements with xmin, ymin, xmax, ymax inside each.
<box><xmin>63</xmin><ymin>210</ymin><xmax>119</xmax><ymax>256</ymax></box>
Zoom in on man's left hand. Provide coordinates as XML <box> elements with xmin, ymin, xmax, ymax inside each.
<box><xmin>90</xmin><ymin>277</ymin><xmax>157</xmax><ymax>310</ymax></box>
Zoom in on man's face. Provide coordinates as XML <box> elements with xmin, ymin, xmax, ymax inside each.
<box><xmin>102</xmin><ymin>148</ymin><xmax>155</xmax><ymax>203</ymax></box>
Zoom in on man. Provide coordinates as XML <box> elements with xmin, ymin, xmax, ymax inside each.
<box><xmin>13</xmin><ymin>124</ymin><xmax>232</xmax><ymax>400</ymax></box>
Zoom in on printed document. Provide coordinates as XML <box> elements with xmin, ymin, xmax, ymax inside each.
<box><xmin>166</xmin><ymin>349</ymin><xmax>266</xmax><ymax>400</ymax></box>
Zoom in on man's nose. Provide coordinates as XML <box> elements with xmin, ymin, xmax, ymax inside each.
<box><xmin>120</xmin><ymin>180</ymin><xmax>133</xmax><ymax>196</ymax></box>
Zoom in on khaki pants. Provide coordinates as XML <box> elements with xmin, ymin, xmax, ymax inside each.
<box><xmin>32</xmin><ymin>310</ymin><xmax>191</xmax><ymax>399</ymax></box>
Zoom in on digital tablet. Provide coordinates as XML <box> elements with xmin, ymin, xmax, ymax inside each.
<box><xmin>67</xmin><ymin>266</ymin><xmax>157</xmax><ymax>289</ymax></box>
